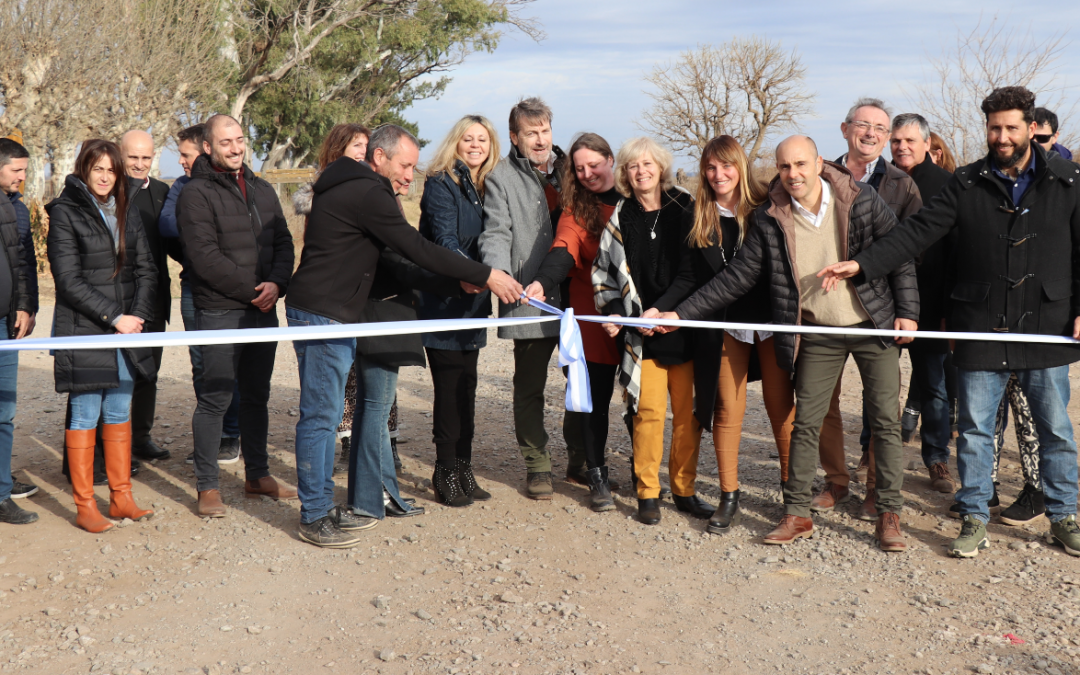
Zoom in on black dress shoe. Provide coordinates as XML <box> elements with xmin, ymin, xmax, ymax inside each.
<box><xmin>385</xmin><ymin>498</ymin><xmax>425</xmax><ymax>518</ymax></box>
<box><xmin>130</xmin><ymin>458</ymin><xmax>141</xmax><ymax>477</ymax></box>
<box><xmin>637</xmin><ymin>498</ymin><xmax>661</xmax><ymax>525</ymax></box>
<box><xmin>673</xmin><ymin>494</ymin><xmax>714</xmax><ymax>519</ymax></box>
<box><xmin>707</xmin><ymin>490</ymin><xmax>741</xmax><ymax>534</ymax></box>
<box><xmin>133</xmin><ymin>439</ymin><xmax>170</xmax><ymax>461</ymax></box>
<box><xmin>0</xmin><ymin>497</ymin><xmax>38</xmax><ymax>524</ymax></box>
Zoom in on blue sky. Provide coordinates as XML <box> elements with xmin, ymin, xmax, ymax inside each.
<box><xmin>159</xmin><ymin>1</ymin><xmax>1080</xmax><ymax>176</ymax></box>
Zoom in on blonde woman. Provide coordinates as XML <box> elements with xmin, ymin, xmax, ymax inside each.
<box><xmin>592</xmin><ymin>137</ymin><xmax>710</xmax><ymax>526</ymax></box>
<box><xmin>418</xmin><ymin>115</ymin><xmax>500</xmax><ymax>506</ymax></box>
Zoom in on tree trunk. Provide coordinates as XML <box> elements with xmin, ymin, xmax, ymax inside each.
<box><xmin>51</xmin><ymin>141</ymin><xmax>80</xmax><ymax>198</ymax></box>
<box><xmin>263</xmin><ymin>139</ymin><xmax>295</xmax><ymax>172</ymax></box>
<box><xmin>22</xmin><ymin>144</ymin><xmax>49</xmax><ymax>203</ymax></box>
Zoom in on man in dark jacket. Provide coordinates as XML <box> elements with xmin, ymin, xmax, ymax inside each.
<box><xmin>820</xmin><ymin>86</ymin><xmax>1080</xmax><ymax>558</ymax></box>
<box><xmin>889</xmin><ymin>113</ymin><xmax>956</xmax><ymax>495</ymax></box>
<box><xmin>819</xmin><ymin>98</ymin><xmax>923</xmax><ymax>518</ymax></box>
<box><xmin>663</xmin><ymin>136</ymin><xmax>919</xmax><ymax>552</ymax></box>
<box><xmin>120</xmin><ymin>130</ymin><xmax>175</xmax><ymax>462</ymax></box>
<box><xmin>176</xmin><ymin>114</ymin><xmax>297</xmax><ymax>518</ymax></box>
<box><xmin>286</xmin><ymin>125</ymin><xmax>518</xmax><ymax>547</ymax></box>
<box><xmin>478</xmin><ymin>96</ymin><xmax>572</xmax><ymax>500</ymax></box>
<box><xmin>0</xmin><ymin>138</ymin><xmax>40</xmax><ymax>524</ymax></box>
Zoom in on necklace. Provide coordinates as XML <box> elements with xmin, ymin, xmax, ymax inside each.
<box><xmin>639</xmin><ymin>194</ymin><xmax>664</xmax><ymax>239</ymax></box>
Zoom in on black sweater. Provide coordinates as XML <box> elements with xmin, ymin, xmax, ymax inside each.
<box><xmin>287</xmin><ymin>157</ymin><xmax>491</xmax><ymax>325</ymax></box>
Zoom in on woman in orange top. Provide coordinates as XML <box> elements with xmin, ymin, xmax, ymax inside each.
<box><xmin>525</xmin><ymin>133</ymin><xmax>620</xmax><ymax>511</ymax></box>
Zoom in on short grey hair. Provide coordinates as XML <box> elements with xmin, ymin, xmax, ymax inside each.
<box><xmin>891</xmin><ymin>113</ymin><xmax>931</xmax><ymax>141</ymax></box>
<box><xmin>844</xmin><ymin>97</ymin><xmax>892</xmax><ymax>124</ymax></box>
<box><xmin>365</xmin><ymin>125</ymin><xmax>419</xmax><ymax>162</ymax></box>
<box><xmin>508</xmin><ymin>96</ymin><xmax>553</xmax><ymax>135</ymax></box>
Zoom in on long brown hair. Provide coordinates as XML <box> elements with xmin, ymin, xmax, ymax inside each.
<box><xmin>688</xmin><ymin>135</ymin><xmax>767</xmax><ymax>249</ymax></box>
<box><xmin>74</xmin><ymin>139</ymin><xmax>128</xmax><ymax>276</ymax></box>
<box><xmin>928</xmin><ymin>131</ymin><xmax>957</xmax><ymax>173</ymax></box>
<box><xmin>317</xmin><ymin>123</ymin><xmax>371</xmax><ymax>170</ymax></box>
<box><xmin>559</xmin><ymin>133</ymin><xmax>614</xmax><ymax>238</ymax></box>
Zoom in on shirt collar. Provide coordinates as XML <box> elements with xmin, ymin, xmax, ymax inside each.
<box><xmin>990</xmin><ymin>150</ymin><xmax>1037</xmax><ymax>181</ymax></box>
<box><xmin>142</xmin><ymin>176</ymin><xmax>150</xmax><ymax>189</ymax></box>
<box><xmin>842</xmin><ymin>154</ymin><xmax>881</xmax><ymax>182</ymax></box>
<box><xmin>791</xmin><ymin>178</ymin><xmax>830</xmax><ymax>227</ymax></box>
<box><xmin>716</xmin><ymin>203</ymin><xmax>736</xmax><ymax>219</ymax></box>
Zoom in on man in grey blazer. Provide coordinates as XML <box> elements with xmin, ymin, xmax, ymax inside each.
<box><xmin>479</xmin><ymin>97</ymin><xmax>568</xmax><ymax>499</ymax></box>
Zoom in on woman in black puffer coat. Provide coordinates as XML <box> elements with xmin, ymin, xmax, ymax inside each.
<box><xmin>46</xmin><ymin>139</ymin><xmax>157</xmax><ymax>533</ymax></box>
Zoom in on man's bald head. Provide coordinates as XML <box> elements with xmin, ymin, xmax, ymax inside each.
<box><xmin>203</xmin><ymin>114</ymin><xmax>246</xmax><ymax>171</ymax></box>
<box><xmin>120</xmin><ymin>129</ymin><xmax>155</xmax><ymax>181</ymax></box>
<box><xmin>774</xmin><ymin>135</ymin><xmax>824</xmax><ymax>207</ymax></box>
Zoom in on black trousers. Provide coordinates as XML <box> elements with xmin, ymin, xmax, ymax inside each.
<box><xmin>426</xmin><ymin>347</ymin><xmax>479</xmax><ymax>464</ymax></box>
<box><xmin>192</xmin><ymin>308</ymin><xmax>277</xmax><ymax>492</ymax></box>
<box><xmin>563</xmin><ymin>361</ymin><xmax>618</xmax><ymax>470</ymax></box>
<box><xmin>131</xmin><ymin>315</ymin><xmax>166</xmax><ymax>445</ymax></box>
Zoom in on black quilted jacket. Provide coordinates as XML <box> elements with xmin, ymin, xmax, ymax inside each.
<box><xmin>675</xmin><ymin>162</ymin><xmax>919</xmax><ymax>372</ymax></box>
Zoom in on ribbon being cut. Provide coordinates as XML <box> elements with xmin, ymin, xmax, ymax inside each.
<box><xmin>2</xmin><ymin>301</ymin><xmax>1078</xmax><ymax>415</ymax></box>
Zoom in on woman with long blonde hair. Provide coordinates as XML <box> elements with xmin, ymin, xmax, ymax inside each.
<box><xmin>418</xmin><ymin>114</ymin><xmax>500</xmax><ymax>506</ymax></box>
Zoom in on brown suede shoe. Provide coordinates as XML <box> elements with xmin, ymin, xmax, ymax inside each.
<box><xmin>197</xmin><ymin>489</ymin><xmax>226</xmax><ymax>518</ymax></box>
<box><xmin>875</xmin><ymin>512</ymin><xmax>907</xmax><ymax>552</ymax></box>
<box><xmin>763</xmin><ymin>515</ymin><xmax>813</xmax><ymax>545</ymax></box>
<box><xmin>244</xmin><ymin>476</ymin><xmax>298</xmax><ymax>501</ymax></box>
<box><xmin>810</xmin><ymin>482</ymin><xmax>850</xmax><ymax>512</ymax></box>
<box><xmin>858</xmin><ymin>490</ymin><xmax>878</xmax><ymax>521</ymax></box>
<box><xmin>928</xmin><ymin>462</ymin><xmax>956</xmax><ymax>493</ymax></box>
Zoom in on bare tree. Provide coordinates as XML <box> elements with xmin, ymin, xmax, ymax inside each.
<box><xmin>910</xmin><ymin>15</ymin><xmax>1076</xmax><ymax>164</ymax></box>
<box><xmin>639</xmin><ymin>37</ymin><xmax>814</xmax><ymax>163</ymax></box>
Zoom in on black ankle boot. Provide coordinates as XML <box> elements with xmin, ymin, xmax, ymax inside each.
<box><xmin>587</xmin><ymin>466</ymin><xmax>615</xmax><ymax>512</ymax></box>
<box><xmin>707</xmin><ymin>490</ymin><xmax>741</xmax><ymax>534</ymax></box>
<box><xmin>637</xmin><ymin>498</ymin><xmax>660</xmax><ymax>525</ymax></box>
<box><xmin>391</xmin><ymin>437</ymin><xmax>402</xmax><ymax>472</ymax></box>
<box><xmin>673</xmin><ymin>494</ymin><xmax>715</xmax><ymax>519</ymax></box>
<box><xmin>456</xmin><ymin>458</ymin><xmax>491</xmax><ymax>501</ymax></box>
<box><xmin>433</xmin><ymin>461</ymin><xmax>472</xmax><ymax>507</ymax></box>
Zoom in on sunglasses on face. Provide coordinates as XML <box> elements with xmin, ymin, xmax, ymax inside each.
<box><xmin>1034</xmin><ymin>134</ymin><xmax>1054</xmax><ymax>144</ymax></box>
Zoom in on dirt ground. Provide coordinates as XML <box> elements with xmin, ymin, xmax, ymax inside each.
<box><xmin>0</xmin><ymin>298</ymin><xmax>1079</xmax><ymax>675</ymax></box>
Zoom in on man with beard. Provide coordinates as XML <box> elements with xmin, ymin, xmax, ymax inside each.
<box><xmin>819</xmin><ymin>86</ymin><xmax>1080</xmax><ymax>558</ymax></box>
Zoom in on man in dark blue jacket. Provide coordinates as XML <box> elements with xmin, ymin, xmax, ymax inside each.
<box><xmin>0</xmin><ymin>138</ymin><xmax>42</xmax><ymax>523</ymax></box>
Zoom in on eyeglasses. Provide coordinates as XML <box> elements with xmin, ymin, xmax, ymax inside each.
<box><xmin>849</xmin><ymin>121</ymin><xmax>890</xmax><ymax>137</ymax></box>
<box><xmin>1034</xmin><ymin>134</ymin><xmax>1054</xmax><ymax>144</ymax></box>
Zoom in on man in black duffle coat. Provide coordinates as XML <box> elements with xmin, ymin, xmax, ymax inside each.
<box><xmin>820</xmin><ymin>86</ymin><xmax>1080</xmax><ymax>559</ymax></box>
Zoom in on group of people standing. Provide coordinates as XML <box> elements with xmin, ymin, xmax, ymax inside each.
<box><xmin>0</xmin><ymin>86</ymin><xmax>1077</xmax><ymax>561</ymax></box>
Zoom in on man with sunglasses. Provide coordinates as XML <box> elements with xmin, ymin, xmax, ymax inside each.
<box><xmin>819</xmin><ymin>86</ymin><xmax>1080</xmax><ymax>559</ymax></box>
<box><xmin>1034</xmin><ymin>107</ymin><xmax>1073</xmax><ymax>161</ymax></box>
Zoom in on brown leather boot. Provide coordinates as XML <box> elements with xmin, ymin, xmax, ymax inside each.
<box><xmin>244</xmin><ymin>476</ymin><xmax>297</xmax><ymax>500</ymax></box>
<box><xmin>197</xmin><ymin>489</ymin><xmax>226</xmax><ymax>518</ymax></box>
<box><xmin>67</xmin><ymin>429</ymin><xmax>114</xmax><ymax>533</ymax></box>
<box><xmin>763</xmin><ymin>515</ymin><xmax>813</xmax><ymax>545</ymax></box>
<box><xmin>875</xmin><ymin>512</ymin><xmax>907</xmax><ymax>552</ymax></box>
<box><xmin>103</xmin><ymin>422</ymin><xmax>153</xmax><ymax>521</ymax></box>
<box><xmin>858</xmin><ymin>490</ymin><xmax>878</xmax><ymax>521</ymax></box>
<box><xmin>810</xmin><ymin>482</ymin><xmax>850</xmax><ymax>512</ymax></box>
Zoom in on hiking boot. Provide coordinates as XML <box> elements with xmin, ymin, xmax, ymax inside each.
<box><xmin>949</xmin><ymin>515</ymin><xmax>990</xmax><ymax>558</ymax></box>
<box><xmin>1047</xmin><ymin>514</ymin><xmax>1080</xmax><ymax>556</ymax></box>
<box><xmin>329</xmin><ymin>505</ymin><xmax>378</xmax><ymax>532</ymax></box>
<box><xmin>928</xmin><ymin>462</ymin><xmax>955</xmax><ymax>493</ymax></box>
<box><xmin>217</xmin><ymin>437</ymin><xmax>241</xmax><ymax>464</ymax></box>
<box><xmin>707</xmin><ymin>490</ymin><xmax>741</xmax><ymax>535</ymax></box>
<box><xmin>763</xmin><ymin>515</ymin><xmax>813</xmax><ymax>545</ymax></box>
<box><xmin>9</xmin><ymin>478</ymin><xmax>38</xmax><ymax>499</ymax></box>
<box><xmin>810</xmin><ymin>482</ymin><xmax>850</xmax><ymax>512</ymax></box>
<box><xmin>875</xmin><ymin>512</ymin><xmax>907</xmax><ymax>552</ymax></box>
<box><xmin>526</xmin><ymin>471</ymin><xmax>553</xmax><ymax>500</ymax></box>
<box><xmin>586</xmin><ymin>466</ymin><xmax>615</xmax><ymax>512</ymax></box>
<box><xmin>0</xmin><ymin>498</ymin><xmax>38</xmax><ymax>525</ymax></box>
<box><xmin>857</xmin><ymin>490</ymin><xmax>878</xmax><ymax>521</ymax></box>
<box><xmin>999</xmin><ymin>484</ymin><xmax>1046</xmax><ymax>526</ymax></box>
<box><xmin>298</xmin><ymin>516</ymin><xmax>363</xmax><ymax>548</ymax></box>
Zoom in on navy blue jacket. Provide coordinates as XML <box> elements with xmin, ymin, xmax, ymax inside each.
<box><xmin>7</xmin><ymin>192</ymin><xmax>39</xmax><ymax>304</ymax></box>
<box><xmin>417</xmin><ymin>162</ymin><xmax>491</xmax><ymax>350</ymax></box>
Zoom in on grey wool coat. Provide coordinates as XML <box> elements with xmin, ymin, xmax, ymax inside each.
<box><xmin>478</xmin><ymin>150</ymin><xmax>561</xmax><ymax>339</ymax></box>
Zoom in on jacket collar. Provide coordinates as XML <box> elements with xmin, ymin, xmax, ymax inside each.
<box><xmin>963</xmin><ymin>141</ymin><xmax>1076</xmax><ymax>198</ymax></box>
<box><xmin>191</xmin><ymin>154</ymin><xmax>256</xmax><ymax>193</ymax></box>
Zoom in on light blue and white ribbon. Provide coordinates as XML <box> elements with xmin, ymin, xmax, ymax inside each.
<box><xmin>520</xmin><ymin>296</ymin><xmax>592</xmax><ymax>413</ymax></box>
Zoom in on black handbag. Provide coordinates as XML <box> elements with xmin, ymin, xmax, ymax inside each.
<box><xmin>355</xmin><ymin>293</ymin><xmax>427</xmax><ymax>368</ymax></box>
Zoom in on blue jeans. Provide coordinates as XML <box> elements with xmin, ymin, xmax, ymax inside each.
<box><xmin>68</xmin><ymin>350</ymin><xmax>134</xmax><ymax>429</ymax></box>
<box><xmin>287</xmin><ymin>307</ymin><xmax>356</xmax><ymax>524</ymax></box>
<box><xmin>956</xmin><ymin>366</ymin><xmax>1078</xmax><ymax>524</ymax></box>
<box><xmin>0</xmin><ymin>319</ymin><xmax>18</xmax><ymax>502</ymax></box>
<box><xmin>910</xmin><ymin>348</ymin><xmax>951</xmax><ymax>467</ymax></box>
<box><xmin>347</xmin><ymin>355</ymin><xmax>411</xmax><ymax>519</ymax></box>
<box><xmin>181</xmin><ymin>282</ymin><xmax>240</xmax><ymax>438</ymax></box>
